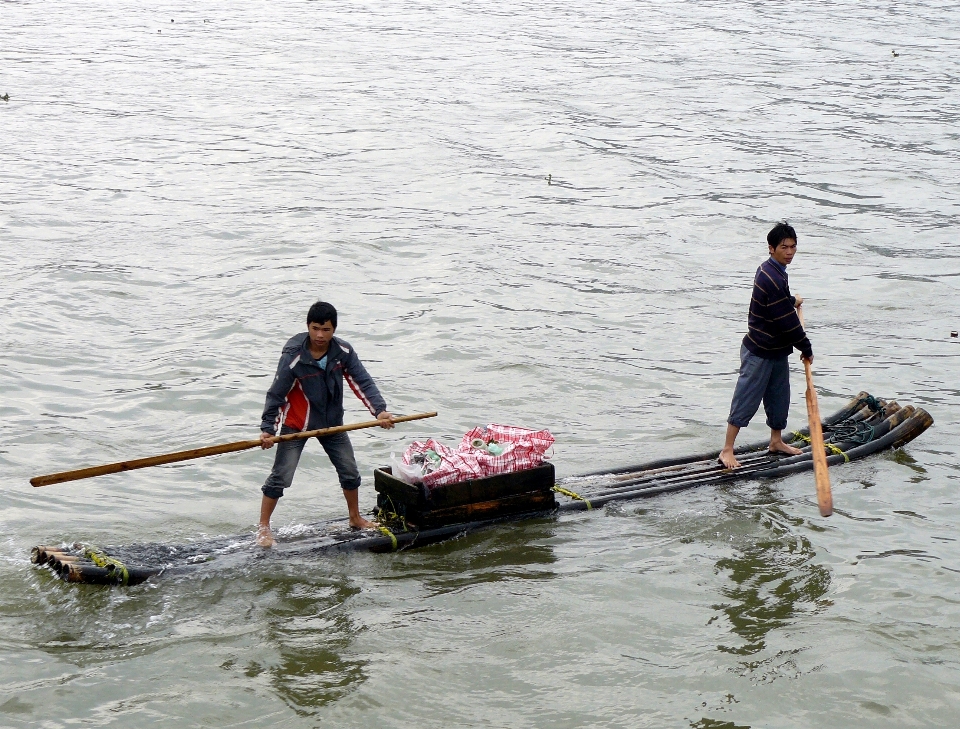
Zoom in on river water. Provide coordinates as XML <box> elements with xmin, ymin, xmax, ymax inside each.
<box><xmin>2</xmin><ymin>0</ymin><xmax>959</xmax><ymax>726</ymax></box>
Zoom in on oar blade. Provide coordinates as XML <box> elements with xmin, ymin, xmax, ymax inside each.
<box><xmin>805</xmin><ymin>365</ymin><xmax>833</xmax><ymax>516</ymax></box>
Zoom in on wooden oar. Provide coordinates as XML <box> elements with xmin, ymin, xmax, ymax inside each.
<box><xmin>30</xmin><ymin>412</ymin><xmax>438</xmax><ymax>488</ymax></box>
<box><xmin>797</xmin><ymin>307</ymin><xmax>833</xmax><ymax>516</ymax></box>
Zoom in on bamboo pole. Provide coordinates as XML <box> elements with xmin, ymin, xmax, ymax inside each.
<box><xmin>797</xmin><ymin>307</ymin><xmax>833</xmax><ymax>516</ymax></box>
<box><xmin>30</xmin><ymin>412</ymin><xmax>438</xmax><ymax>488</ymax></box>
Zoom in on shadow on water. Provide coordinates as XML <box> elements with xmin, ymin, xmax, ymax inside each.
<box><xmin>889</xmin><ymin>449</ymin><xmax>930</xmax><ymax>483</ymax></box>
<box><xmin>709</xmin><ymin>483</ymin><xmax>831</xmax><ymax>674</ymax></box>
<box><xmin>253</xmin><ymin>522</ymin><xmax>558</xmax><ymax>712</ymax></box>
<box><xmin>255</xmin><ymin>572</ymin><xmax>368</xmax><ymax>715</ymax></box>
<box><xmin>384</xmin><ymin>519</ymin><xmax>559</xmax><ymax>596</ymax></box>
<box><xmin>13</xmin><ymin>519</ymin><xmax>561</xmax><ymax>718</ymax></box>
<box><xmin>14</xmin><ymin>561</ymin><xmax>371</xmax><ymax>717</ymax></box>
<box><xmin>257</xmin><ymin>523</ymin><xmax>559</xmax><ymax>713</ymax></box>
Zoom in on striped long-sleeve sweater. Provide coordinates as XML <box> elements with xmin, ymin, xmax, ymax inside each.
<box><xmin>743</xmin><ymin>257</ymin><xmax>813</xmax><ymax>360</ymax></box>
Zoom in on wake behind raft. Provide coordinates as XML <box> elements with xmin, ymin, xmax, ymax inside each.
<box><xmin>32</xmin><ymin>392</ymin><xmax>933</xmax><ymax>587</ymax></box>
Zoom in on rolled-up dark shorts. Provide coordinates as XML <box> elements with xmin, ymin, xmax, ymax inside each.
<box><xmin>727</xmin><ymin>344</ymin><xmax>791</xmax><ymax>431</ymax></box>
<box><xmin>261</xmin><ymin>427</ymin><xmax>361</xmax><ymax>499</ymax></box>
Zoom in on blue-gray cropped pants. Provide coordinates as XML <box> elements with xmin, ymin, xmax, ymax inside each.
<box><xmin>261</xmin><ymin>426</ymin><xmax>361</xmax><ymax>499</ymax></box>
<box><xmin>727</xmin><ymin>344</ymin><xmax>791</xmax><ymax>431</ymax></box>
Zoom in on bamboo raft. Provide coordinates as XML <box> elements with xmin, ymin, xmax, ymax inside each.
<box><xmin>32</xmin><ymin>392</ymin><xmax>933</xmax><ymax>587</ymax></box>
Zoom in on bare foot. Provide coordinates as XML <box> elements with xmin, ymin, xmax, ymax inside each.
<box><xmin>256</xmin><ymin>525</ymin><xmax>276</xmax><ymax>548</ymax></box>
<box><xmin>718</xmin><ymin>448</ymin><xmax>741</xmax><ymax>469</ymax></box>
<box><xmin>349</xmin><ymin>516</ymin><xmax>376</xmax><ymax>530</ymax></box>
<box><xmin>768</xmin><ymin>441</ymin><xmax>802</xmax><ymax>456</ymax></box>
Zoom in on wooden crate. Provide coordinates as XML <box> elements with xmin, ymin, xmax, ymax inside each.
<box><xmin>374</xmin><ymin>463</ymin><xmax>556</xmax><ymax>528</ymax></box>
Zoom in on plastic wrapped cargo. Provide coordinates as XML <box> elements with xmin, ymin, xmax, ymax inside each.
<box><xmin>401</xmin><ymin>424</ymin><xmax>554</xmax><ymax>488</ymax></box>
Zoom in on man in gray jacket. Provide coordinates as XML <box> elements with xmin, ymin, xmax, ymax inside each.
<box><xmin>257</xmin><ymin>301</ymin><xmax>393</xmax><ymax>547</ymax></box>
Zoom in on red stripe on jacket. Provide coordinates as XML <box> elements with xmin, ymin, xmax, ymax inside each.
<box><xmin>279</xmin><ymin>380</ymin><xmax>310</xmax><ymax>431</ymax></box>
<box><xmin>344</xmin><ymin>371</ymin><xmax>377</xmax><ymax>416</ymax></box>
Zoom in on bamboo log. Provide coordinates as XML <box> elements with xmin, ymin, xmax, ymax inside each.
<box><xmin>797</xmin><ymin>307</ymin><xmax>833</xmax><ymax>516</ymax></box>
<box><xmin>581</xmin><ymin>397</ymin><xmax>912</xmax><ymax>499</ymax></box>
<box><xmin>559</xmin><ymin>408</ymin><xmax>933</xmax><ymax>511</ymax></box>
<box><xmin>575</xmin><ymin>392</ymin><xmax>873</xmax><ymax>479</ymax></box>
<box><xmin>31</xmin><ymin>412</ymin><xmax>438</xmax><ymax>487</ymax></box>
<box><xmin>30</xmin><ymin>546</ymin><xmax>67</xmax><ymax>565</ymax></box>
<box><xmin>58</xmin><ymin>562</ymin><xmax>159</xmax><ymax>585</ymax></box>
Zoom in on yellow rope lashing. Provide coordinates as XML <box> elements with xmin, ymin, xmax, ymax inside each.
<box><xmin>553</xmin><ymin>486</ymin><xmax>592</xmax><ymax>510</ymax></box>
<box><xmin>792</xmin><ymin>431</ymin><xmax>848</xmax><ymax>462</ymax></box>
<box><xmin>84</xmin><ymin>547</ymin><xmax>130</xmax><ymax>586</ymax></box>
<box><xmin>377</xmin><ymin>526</ymin><xmax>398</xmax><ymax>551</ymax></box>
<box><xmin>375</xmin><ymin>496</ymin><xmax>409</xmax><ymax>533</ymax></box>
<box><xmin>825</xmin><ymin>443</ymin><xmax>850</xmax><ymax>462</ymax></box>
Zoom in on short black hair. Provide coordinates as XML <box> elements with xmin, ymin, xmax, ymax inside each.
<box><xmin>767</xmin><ymin>221</ymin><xmax>798</xmax><ymax>249</ymax></box>
<box><xmin>307</xmin><ymin>301</ymin><xmax>337</xmax><ymax>329</ymax></box>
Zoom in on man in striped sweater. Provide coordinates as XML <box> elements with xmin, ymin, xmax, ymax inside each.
<box><xmin>719</xmin><ymin>223</ymin><xmax>813</xmax><ymax>469</ymax></box>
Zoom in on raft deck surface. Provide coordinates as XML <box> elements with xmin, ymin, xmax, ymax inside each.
<box><xmin>32</xmin><ymin>392</ymin><xmax>933</xmax><ymax>586</ymax></box>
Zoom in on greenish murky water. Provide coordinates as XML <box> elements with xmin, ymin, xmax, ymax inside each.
<box><xmin>2</xmin><ymin>1</ymin><xmax>959</xmax><ymax>726</ymax></box>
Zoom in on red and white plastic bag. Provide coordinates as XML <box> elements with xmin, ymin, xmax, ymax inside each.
<box><xmin>401</xmin><ymin>424</ymin><xmax>554</xmax><ymax>489</ymax></box>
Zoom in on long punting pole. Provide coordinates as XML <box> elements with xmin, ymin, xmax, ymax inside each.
<box><xmin>797</xmin><ymin>307</ymin><xmax>833</xmax><ymax>516</ymax></box>
<box><xmin>30</xmin><ymin>412</ymin><xmax>438</xmax><ymax>488</ymax></box>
